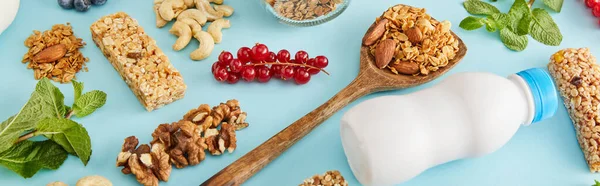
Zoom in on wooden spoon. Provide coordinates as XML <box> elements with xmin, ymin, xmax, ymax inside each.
<box><xmin>201</xmin><ymin>5</ymin><xmax>467</xmax><ymax>186</ymax></box>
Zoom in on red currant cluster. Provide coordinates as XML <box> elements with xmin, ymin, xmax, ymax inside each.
<box><xmin>586</xmin><ymin>0</ymin><xmax>600</xmax><ymax>19</ymax></box>
<box><xmin>212</xmin><ymin>43</ymin><xmax>329</xmax><ymax>85</ymax></box>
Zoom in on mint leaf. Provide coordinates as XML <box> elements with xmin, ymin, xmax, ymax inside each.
<box><xmin>459</xmin><ymin>16</ymin><xmax>485</xmax><ymax>30</ymax></box>
<box><xmin>35</xmin><ymin>118</ymin><xmax>91</xmax><ymax>165</ymax></box>
<box><xmin>594</xmin><ymin>180</ymin><xmax>600</xmax><ymax>186</ymax></box>
<box><xmin>530</xmin><ymin>8</ymin><xmax>562</xmax><ymax>46</ymax></box>
<box><xmin>484</xmin><ymin>19</ymin><xmax>497</xmax><ymax>32</ymax></box>
<box><xmin>463</xmin><ymin>0</ymin><xmax>500</xmax><ymax>16</ymax></box>
<box><xmin>73</xmin><ymin>90</ymin><xmax>107</xmax><ymax>118</ymax></box>
<box><xmin>0</xmin><ymin>140</ymin><xmax>67</xmax><ymax>178</ymax></box>
<box><xmin>72</xmin><ymin>80</ymin><xmax>83</xmax><ymax>102</ymax></box>
<box><xmin>508</xmin><ymin>0</ymin><xmax>532</xmax><ymax>36</ymax></box>
<box><xmin>490</xmin><ymin>13</ymin><xmax>511</xmax><ymax>30</ymax></box>
<box><xmin>544</xmin><ymin>0</ymin><xmax>564</xmax><ymax>12</ymax></box>
<box><xmin>35</xmin><ymin>78</ymin><xmax>66</xmax><ymax>118</ymax></box>
<box><xmin>500</xmin><ymin>28</ymin><xmax>528</xmax><ymax>51</ymax></box>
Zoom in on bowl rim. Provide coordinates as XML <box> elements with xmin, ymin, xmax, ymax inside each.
<box><xmin>265</xmin><ymin>0</ymin><xmax>351</xmax><ymax>26</ymax></box>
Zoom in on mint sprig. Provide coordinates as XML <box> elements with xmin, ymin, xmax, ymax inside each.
<box><xmin>459</xmin><ymin>0</ymin><xmax>563</xmax><ymax>51</ymax></box>
<box><xmin>0</xmin><ymin>78</ymin><xmax>106</xmax><ymax>178</ymax></box>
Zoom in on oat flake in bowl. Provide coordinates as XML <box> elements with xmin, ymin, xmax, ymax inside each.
<box><xmin>260</xmin><ymin>0</ymin><xmax>350</xmax><ymax>27</ymax></box>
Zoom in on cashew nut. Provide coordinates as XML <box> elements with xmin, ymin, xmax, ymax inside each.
<box><xmin>170</xmin><ymin>21</ymin><xmax>193</xmax><ymax>51</ymax></box>
<box><xmin>184</xmin><ymin>0</ymin><xmax>195</xmax><ymax>7</ymax></box>
<box><xmin>213</xmin><ymin>5</ymin><xmax>234</xmax><ymax>17</ymax></box>
<box><xmin>178</xmin><ymin>18</ymin><xmax>203</xmax><ymax>34</ymax></box>
<box><xmin>47</xmin><ymin>181</ymin><xmax>68</xmax><ymax>186</ymax></box>
<box><xmin>190</xmin><ymin>31</ymin><xmax>215</xmax><ymax>60</ymax></box>
<box><xmin>195</xmin><ymin>0</ymin><xmax>224</xmax><ymax>21</ymax></box>
<box><xmin>154</xmin><ymin>4</ymin><xmax>168</xmax><ymax>28</ymax></box>
<box><xmin>76</xmin><ymin>175</ymin><xmax>112</xmax><ymax>186</ymax></box>
<box><xmin>209</xmin><ymin>0</ymin><xmax>223</xmax><ymax>5</ymax></box>
<box><xmin>159</xmin><ymin>0</ymin><xmax>187</xmax><ymax>21</ymax></box>
<box><xmin>177</xmin><ymin>9</ymin><xmax>208</xmax><ymax>26</ymax></box>
<box><xmin>207</xmin><ymin>19</ymin><xmax>230</xmax><ymax>43</ymax></box>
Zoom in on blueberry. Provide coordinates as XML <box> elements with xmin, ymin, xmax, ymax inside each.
<box><xmin>58</xmin><ymin>0</ymin><xmax>74</xmax><ymax>9</ymax></box>
<box><xmin>74</xmin><ymin>0</ymin><xmax>91</xmax><ymax>12</ymax></box>
<box><xmin>91</xmin><ymin>0</ymin><xmax>106</xmax><ymax>5</ymax></box>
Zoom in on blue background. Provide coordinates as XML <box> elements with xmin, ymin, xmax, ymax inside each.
<box><xmin>0</xmin><ymin>0</ymin><xmax>597</xmax><ymax>185</ymax></box>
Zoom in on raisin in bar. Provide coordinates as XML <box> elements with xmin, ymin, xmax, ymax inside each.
<box><xmin>548</xmin><ymin>48</ymin><xmax>600</xmax><ymax>172</ymax></box>
<box><xmin>90</xmin><ymin>12</ymin><xmax>186</xmax><ymax>111</ymax></box>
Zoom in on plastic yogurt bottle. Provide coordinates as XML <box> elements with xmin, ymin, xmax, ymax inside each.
<box><xmin>340</xmin><ymin>68</ymin><xmax>558</xmax><ymax>186</ymax></box>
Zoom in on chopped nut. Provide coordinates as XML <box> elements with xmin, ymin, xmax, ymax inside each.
<box><xmin>117</xmin><ymin>136</ymin><xmax>171</xmax><ymax>186</ymax></box>
<box><xmin>299</xmin><ymin>170</ymin><xmax>348</xmax><ymax>186</ymax></box>
<box><xmin>183</xmin><ymin>104</ymin><xmax>213</xmax><ymax>131</ymax></box>
<box><xmin>127</xmin><ymin>52</ymin><xmax>142</xmax><ymax>59</ymax></box>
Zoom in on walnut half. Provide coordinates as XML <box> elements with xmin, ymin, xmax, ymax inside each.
<box><xmin>117</xmin><ymin>136</ymin><xmax>172</xmax><ymax>186</ymax></box>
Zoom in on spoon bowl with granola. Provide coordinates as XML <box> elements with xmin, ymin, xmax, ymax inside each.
<box><xmin>259</xmin><ymin>0</ymin><xmax>350</xmax><ymax>27</ymax></box>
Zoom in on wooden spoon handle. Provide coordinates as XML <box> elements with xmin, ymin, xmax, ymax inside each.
<box><xmin>201</xmin><ymin>75</ymin><xmax>373</xmax><ymax>186</ymax></box>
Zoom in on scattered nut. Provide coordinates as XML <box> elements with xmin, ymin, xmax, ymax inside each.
<box><xmin>190</xmin><ymin>31</ymin><xmax>215</xmax><ymax>60</ymax></box>
<box><xmin>213</xmin><ymin>5</ymin><xmax>234</xmax><ymax>17</ymax></box>
<box><xmin>47</xmin><ymin>181</ymin><xmax>68</xmax><ymax>186</ymax></box>
<box><xmin>391</xmin><ymin>61</ymin><xmax>420</xmax><ymax>75</ymax></box>
<box><xmin>375</xmin><ymin>39</ymin><xmax>397</xmax><ymax>69</ymax></box>
<box><xmin>207</xmin><ymin>18</ymin><xmax>231</xmax><ymax>43</ymax></box>
<box><xmin>75</xmin><ymin>175</ymin><xmax>112</xmax><ymax>186</ymax></box>
<box><xmin>362</xmin><ymin>19</ymin><xmax>388</xmax><ymax>46</ymax></box>
<box><xmin>153</xmin><ymin>4</ymin><xmax>168</xmax><ymax>28</ymax></box>
<box><xmin>196</xmin><ymin>0</ymin><xmax>224</xmax><ymax>21</ymax></box>
<box><xmin>33</xmin><ymin>44</ymin><xmax>67</xmax><ymax>63</ymax></box>
<box><xmin>300</xmin><ymin>170</ymin><xmax>348</xmax><ymax>186</ymax></box>
<box><xmin>170</xmin><ymin>21</ymin><xmax>193</xmax><ymax>51</ymax></box>
<box><xmin>177</xmin><ymin>9</ymin><xmax>208</xmax><ymax>26</ymax></box>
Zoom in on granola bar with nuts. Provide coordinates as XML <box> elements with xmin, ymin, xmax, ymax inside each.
<box><xmin>548</xmin><ymin>48</ymin><xmax>600</xmax><ymax>172</ymax></box>
<box><xmin>300</xmin><ymin>170</ymin><xmax>348</xmax><ymax>186</ymax></box>
<box><xmin>90</xmin><ymin>12</ymin><xmax>186</xmax><ymax>111</ymax></box>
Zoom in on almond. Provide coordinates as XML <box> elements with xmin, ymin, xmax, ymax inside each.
<box><xmin>391</xmin><ymin>61</ymin><xmax>420</xmax><ymax>75</ymax></box>
<box><xmin>362</xmin><ymin>19</ymin><xmax>389</xmax><ymax>46</ymax></box>
<box><xmin>33</xmin><ymin>44</ymin><xmax>67</xmax><ymax>63</ymax></box>
<box><xmin>405</xmin><ymin>27</ymin><xmax>423</xmax><ymax>44</ymax></box>
<box><xmin>375</xmin><ymin>39</ymin><xmax>397</xmax><ymax>69</ymax></box>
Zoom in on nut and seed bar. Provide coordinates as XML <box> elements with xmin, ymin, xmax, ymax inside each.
<box><xmin>548</xmin><ymin>48</ymin><xmax>600</xmax><ymax>172</ymax></box>
<box><xmin>299</xmin><ymin>170</ymin><xmax>348</xmax><ymax>186</ymax></box>
<box><xmin>90</xmin><ymin>12</ymin><xmax>186</xmax><ymax>111</ymax></box>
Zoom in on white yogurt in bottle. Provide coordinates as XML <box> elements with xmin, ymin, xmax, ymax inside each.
<box><xmin>340</xmin><ymin>68</ymin><xmax>558</xmax><ymax>186</ymax></box>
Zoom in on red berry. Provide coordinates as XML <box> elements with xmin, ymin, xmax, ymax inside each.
<box><xmin>277</xmin><ymin>49</ymin><xmax>291</xmax><ymax>63</ymax></box>
<box><xmin>294</xmin><ymin>68</ymin><xmax>311</xmax><ymax>85</ymax></box>
<box><xmin>237</xmin><ymin>47</ymin><xmax>252</xmax><ymax>63</ymax></box>
<box><xmin>271</xmin><ymin>64</ymin><xmax>283</xmax><ymax>77</ymax></box>
<box><xmin>241</xmin><ymin>66</ymin><xmax>256</xmax><ymax>82</ymax></box>
<box><xmin>594</xmin><ymin>5</ymin><xmax>600</xmax><ymax>17</ymax></box>
<box><xmin>251</xmin><ymin>43</ymin><xmax>270</xmax><ymax>62</ymax></box>
<box><xmin>267</xmin><ymin>52</ymin><xmax>277</xmax><ymax>62</ymax></box>
<box><xmin>306</xmin><ymin>58</ymin><xmax>319</xmax><ymax>75</ymax></box>
<box><xmin>226</xmin><ymin>73</ymin><xmax>240</xmax><ymax>84</ymax></box>
<box><xmin>212</xmin><ymin>62</ymin><xmax>223</xmax><ymax>74</ymax></box>
<box><xmin>256</xmin><ymin>66</ymin><xmax>272</xmax><ymax>83</ymax></box>
<box><xmin>314</xmin><ymin>55</ymin><xmax>329</xmax><ymax>68</ymax></box>
<box><xmin>281</xmin><ymin>66</ymin><xmax>295</xmax><ymax>80</ymax></box>
<box><xmin>213</xmin><ymin>68</ymin><xmax>229</xmax><ymax>82</ymax></box>
<box><xmin>229</xmin><ymin>59</ymin><xmax>243</xmax><ymax>73</ymax></box>
<box><xmin>587</xmin><ymin>0</ymin><xmax>600</xmax><ymax>8</ymax></box>
<box><xmin>218</xmin><ymin>51</ymin><xmax>233</xmax><ymax>65</ymax></box>
<box><xmin>295</xmin><ymin>50</ymin><xmax>309</xmax><ymax>64</ymax></box>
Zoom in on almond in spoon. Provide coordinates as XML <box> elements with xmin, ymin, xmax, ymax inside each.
<box><xmin>375</xmin><ymin>39</ymin><xmax>397</xmax><ymax>69</ymax></box>
<box><xmin>33</xmin><ymin>44</ymin><xmax>67</xmax><ymax>63</ymax></box>
<box><xmin>362</xmin><ymin>19</ymin><xmax>388</xmax><ymax>46</ymax></box>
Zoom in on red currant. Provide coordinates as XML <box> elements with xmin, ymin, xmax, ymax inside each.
<box><xmin>226</xmin><ymin>73</ymin><xmax>240</xmax><ymax>84</ymax></box>
<box><xmin>229</xmin><ymin>59</ymin><xmax>243</xmax><ymax>73</ymax></box>
<box><xmin>306</xmin><ymin>58</ymin><xmax>320</xmax><ymax>75</ymax></box>
<box><xmin>267</xmin><ymin>52</ymin><xmax>277</xmax><ymax>62</ymax></box>
<box><xmin>256</xmin><ymin>66</ymin><xmax>272</xmax><ymax>83</ymax></box>
<box><xmin>237</xmin><ymin>47</ymin><xmax>252</xmax><ymax>63</ymax></box>
<box><xmin>218</xmin><ymin>51</ymin><xmax>233</xmax><ymax>65</ymax></box>
<box><xmin>314</xmin><ymin>55</ymin><xmax>329</xmax><ymax>68</ymax></box>
<box><xmin>594</xmin><ymin>5</ymin><xmax>600</xmax><ymax>17</ymax></box>
<box><xmin>271</xmin><ymin>64</ymin><xmax>283</xmax><ymax>77</ymax></box>
<box><xmin>251</xmin><ymin>43</ymin><xmax>270</xmax><ymax>62</ymax></box>
<box><xmin>212</xmin><ymin>61</ymin><xmax>223</xmax><ymax>74</ymax></box>
<box><xmin>295</xmin><ymin>50</ymin><xmax>309</xmax><ymax>64</ymax></box>
<box><xmin>277</xmin><ymin>49</ymin><xmax>291</xmax><ymax>63</ymax></box>
<box><xmin>281</xmin><ymin>66</ymin><xmax>295</xmax><ymax>80</ymax></box>
<box><xmin>241</xmin><ymin>66</ymin><xmax>256</xmax><ymax>82</ymax></box>
<box><xmin>213</xmin><ymin>68</ymin><xmax>229</xmax><ymax>82</ymax></box>
<box><xmin>294</xmin><ymin>68</ymin><xmax>311</xmax><ymax>85</ymax></box>
<box><xmin>587</xmin><ymin>0</ymin><xmax>600</xmax><ymax>8</ymax></box>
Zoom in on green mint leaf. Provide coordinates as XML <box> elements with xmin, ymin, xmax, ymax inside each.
<box><xmin>489</xmin><ymin>13</ymin><xmax>511</xmax><ymax>30</ymax></box>
<box><xmin>594</xmin><ymin>180</ymin><xmax>600</xmax><ymax>186</ymax></box>
<box><xmin>72</xmin><ymin>80</ymin><xmax>84</xmax><ymax>103</ymax></box>
<box><xmin>544</xmin><ymin>0</ymin><xmax>564</xmax><ymax>12</ymax></box>
<box><xmin>463</xmin><ymin>0</ymin><xmax>500</xmax><ymax>16</ymax></box>
<box><xmin>0</xmin><ymin>140</ymin><xmax>67</xmax><ymax>178</ymax></box>
<box><xmin>35</xmin><ymin>78</ymin><xmax>66</xmax><ymax>118</ymax></box>
<box><xmin>73</xmin><ymin>90</ymin><xmax>107</xmax><ymax>118</ymax></box>
<box><xmin>459</xmin><ymin>16</ymin><xmax>485</xmax><ymax>30</ymax></box>
<box><xmin>508</xmin><ymin>0</ymin><xmax>533</xmax><ymax>36</ymax></box>
<box><xmin>529</xmin><ymin>8</ymin><xmax>562</xmax><ymax>46</ymax></box>
<box><xmin>484</xmin><ymin>19</ymin><xmax>497</xmax><ymax>32</ymax></box>
<box><xmin>35</xmin><ymin>118</ymin><xmax>91</xmax><ymax>165</ymax></box>
<box><xmin>500</xmin><ymin>28</ymin><xmax>528</xmax><ymax>51</ymax></box>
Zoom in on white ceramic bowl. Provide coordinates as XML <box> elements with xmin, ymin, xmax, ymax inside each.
<box><xmin>0</xmin><ymin>0</ymin><xmax>20</xmax><ymax>36</ymax></box>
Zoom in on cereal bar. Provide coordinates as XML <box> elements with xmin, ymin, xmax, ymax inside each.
<box><xmin>90</xmin><ymin>12</ymin><xmax>186</xmax><ymax>111</ymax></box>
<box><xmin>548</xmin><ymin>48</ymin><xmax>600</xmax><ymax>172</ymax></box>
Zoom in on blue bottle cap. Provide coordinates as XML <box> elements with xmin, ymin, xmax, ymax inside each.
<box><xmin>516</xmin><ymin>68</ymin><xmax>559</xmax><ymax>123</ymax></box>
